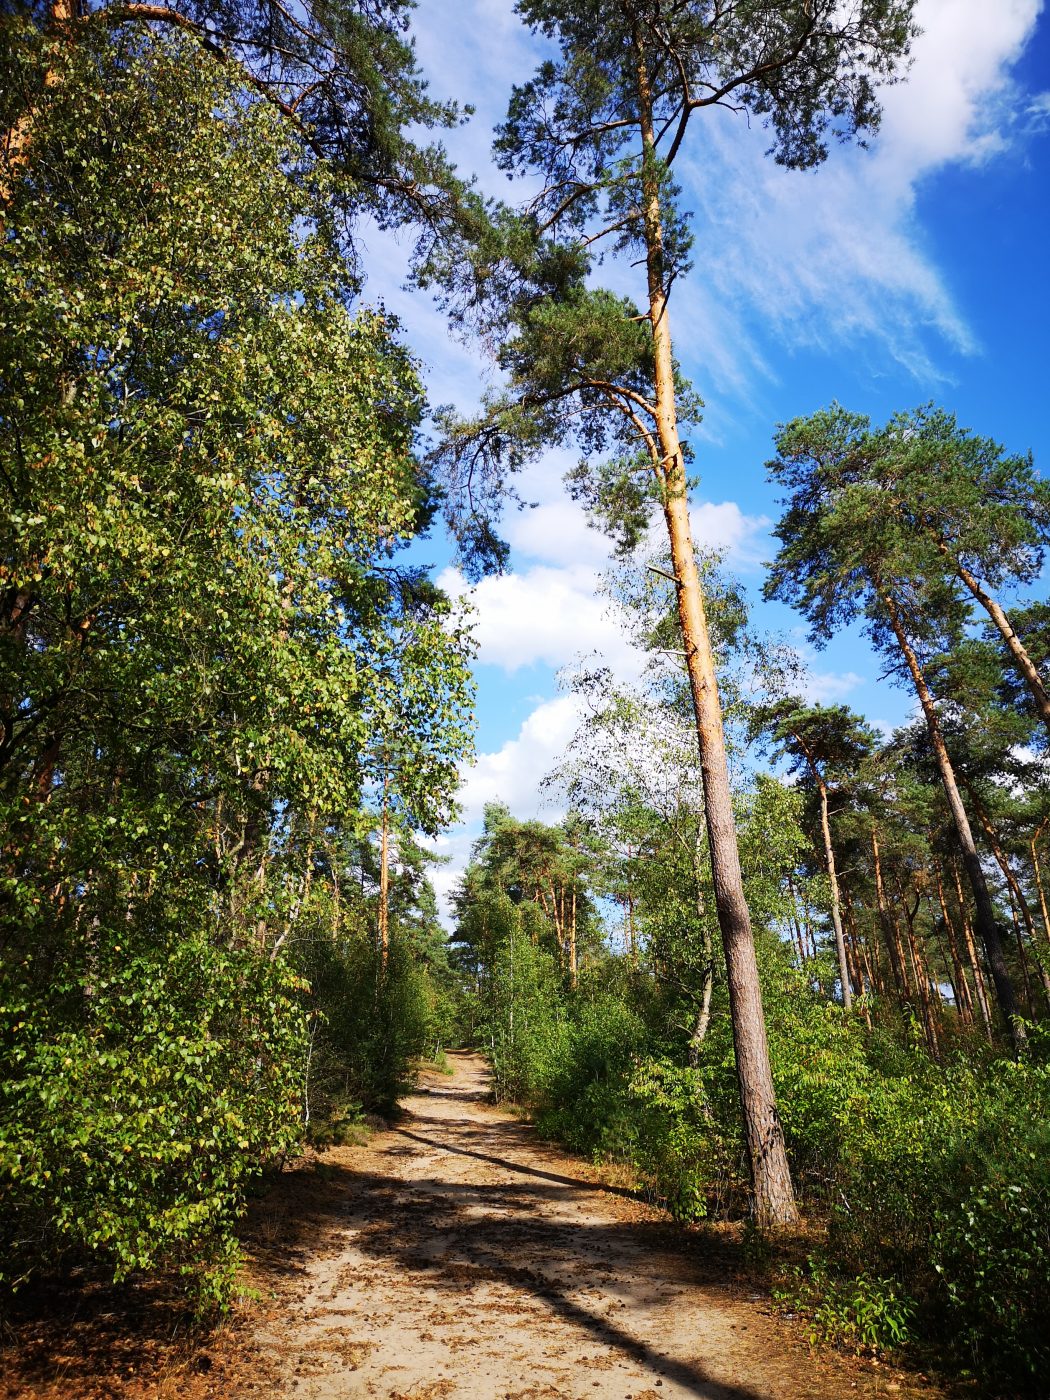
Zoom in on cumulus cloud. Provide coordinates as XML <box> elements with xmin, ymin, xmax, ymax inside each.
<box><xmin>457</xmin><ymin>695</ymin><xmax>578</xmax><ymax>825</ymax></box>
<box><xmin>437</xmin><ymin>562</ymin><xmax>644</xmax><ymax>678</ymax></box>
<box><xmin>802</xmin><ymin>670</ymin><xmax>867</xmax><ymax>705</ymax></box>
<box><xmin>420</xmin><ymin>696</ymin><xmax>581</xmax><ymax>922</ymax></box>
<box><xmin>376</xmin><ymin>1</ymin><xmax>1043</xmax><ymax>414</ymax></box>
<box><xmin>691</xmin><ymin>500</ymin><xmax>773</xmax><ymax>569</ymax></box>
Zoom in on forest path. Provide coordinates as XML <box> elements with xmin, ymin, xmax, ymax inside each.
<box><xmin>249</xmin><ymin>1053</ymin><xmax>926</xmax><ymax>1400</ymax></box>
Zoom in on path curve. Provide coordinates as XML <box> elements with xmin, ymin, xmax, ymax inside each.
<box><xmin>251</xmin><ymin>1053</ymin><xmax>925</xmax><ymax>1400</ymax></box>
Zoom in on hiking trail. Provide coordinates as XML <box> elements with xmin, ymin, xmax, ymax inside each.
<box><xmin>246</xmin><ymin>1052</ymin><xmax>928</xmax><ymax>1400</ymax></box>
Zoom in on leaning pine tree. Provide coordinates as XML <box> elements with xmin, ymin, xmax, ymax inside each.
<box><xmin>431</xmin><ymin>0</ymin><xmax>917</xmax><ymax>1225</ymax></box>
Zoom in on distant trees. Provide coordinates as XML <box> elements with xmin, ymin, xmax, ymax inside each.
<box><xmin>752</xmin><ymin>700</ymin><xmax>878</xmax><ymax>1012</ymax></box>
<box><xmin>766</xmin><ymin>405</ymin><xmax>1050</xmax><ymax>1053</ymax></box>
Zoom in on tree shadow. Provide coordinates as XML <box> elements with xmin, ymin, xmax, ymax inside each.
<box><xmin>0</xmin><ymin>1267</ymin><xmax>262</xmax><ymax>1398</ymax></box>
<box><xmin>243</xmin><ymin>1139</ymin><xmax>769</xmax><ymax>1400</ymax></box>
<box><xmin>390</xmin><ymin>1124</ymin><xmax>642</xmax><ymax>1201</ymax></box>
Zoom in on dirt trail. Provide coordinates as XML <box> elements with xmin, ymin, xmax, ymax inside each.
<box><xmin>249</xmin><ymin>1053</ymin><xmax>930</xmax><ymax>1400</ymax></box>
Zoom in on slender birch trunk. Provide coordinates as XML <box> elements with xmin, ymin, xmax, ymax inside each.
<box><xmin>812</xmin><ymin>764</ymin><xmax>852</xmax><ymax>1008</ymax></box>
<box><xmin>378</xmin><ymin>768</ymin><xmax>390</xmax><ymax>969</ymax></box>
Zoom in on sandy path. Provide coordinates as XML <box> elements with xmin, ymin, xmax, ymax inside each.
<box><xmin>252</xmin><ymin>1053</ymin><xmax>926</xmax><ymax>1400</ymax></box>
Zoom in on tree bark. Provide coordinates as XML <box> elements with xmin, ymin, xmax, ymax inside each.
<box><xmin>634</xmin><ymin>32</ymin><xmax>796</xmax><ymax>1225</ymax></box>
<box><xmin>1030</xmin><ymin>825</ymin><xmax>1050</xmax><ymax>948</ymax></box>
<box><xmin>968</xmin><ymin>792</ymin><xmax>1050</xmax><ymax>1011</ymax></box>
<box><xmin>568</xmin><ymin>880</ymin><xmax>578</xmax><ymax>990</ymax></box>
<box><xmin>804</xmin><ymin>750</ymin><xmax>852</xmax><ymax>1009</ymax></box>
<box><xmin>935</xmin><ymin>871</ymin><xmax>974</xmax><ymax>1026</ymax></box>
<box><xmin>841</xmin><ymin>888</ymin><xmax>873</xmax><ymax>1029</ymax></box>
<box><xmin>378</xmin><ymin>769</ymin><xmax>390</xmax><ymax>969</ymax></box>
<box><xmin>882</xmin><ymin>594</ymin><xmax>1024</xmax><ymax>1052</ymax></box>
<box><xmin>951</xmin><ymin>858</ymin><xmax>994</xmax><ymax>1043</ymax></box>
<box><xmin>871</xmin><ymin>828</ymin><xmax>909</xmax><ymax>1003</ymax></box>
<box><xmin>897</xmin><ymin>876</ymin><xmax>940</xmax><ymax>1059</ymax></box>
<box><xmin>946</xmin><ymin>551</ymin><xmax>1050</xmax><ymax>740</ymax></box>
<box><xmin>690</xmin><ymin>831</ymin><xmax>714</xmax><ymax>1048</ymax></box>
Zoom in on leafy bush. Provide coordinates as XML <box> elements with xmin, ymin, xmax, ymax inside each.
<box><xmin>775</xmin><ymin>1256</ymin><xmax>915</xmax><ymax>1355</ymax></box>
<box><xmin>0</xmin><ymin>938</ymin><xmax>306</xmax><ymax>1307</ymax></box>
<box><xmin>488</xmin><ymin>924</ymin><xmax>568</xmax><ymax>1104</ymax></box>
<box><xmin>302</xmin><ymin>933</ymin><xmax>435</xmax><ymax>1119</ymax></box>
<box><xmin>625</xmin><ymin>1058</ymin><xmax>738</xmax><ymax>1219</ymax></box>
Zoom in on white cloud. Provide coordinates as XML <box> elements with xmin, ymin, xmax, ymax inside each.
<box><xmin>673</xmin><ymin>0</ymin><xmax>1043</xmax><ymax>385</ymax></box>
<box><xmin>457</xmin><ymin>694</ymin><xmax>578</xmax><ymax>825</ymax></box>
<box><xmin>802</xmin><ymin>670</ymin><xmax>867</xmax><ymax>704</ymax></box>
<box><xmin>691</xmin><ymin>500</ymin><xmax>772</xmax><ymax>569</ymax></box>
<box><xmin>438</xmin><ymin>562</ymin><xmax>644</xmax><ymax>678</ymax></box>
<box><xmin>502</xmin><ymin>498</ymin><xmax>614</xmax><ymax>572</ymax></box>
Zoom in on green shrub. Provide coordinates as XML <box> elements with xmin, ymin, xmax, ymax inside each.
<box><xmin>0</xmin><ymin>937</ymin><xmax>306</xmax><ymax>1307</ymax></box>
<box><xmin>302</xmin><ymin>933</ymin><xmax>433</xmax><ymax>1118</ymax></box>
<box><xmin>775</xmin><ymin>1255</ymin><xmax>915</xmax><ymax>1355</ymax></box>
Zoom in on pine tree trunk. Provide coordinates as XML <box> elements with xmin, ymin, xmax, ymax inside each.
<box><xmin>882</xmin><ymin>594</ymin><xmax>1025</xmax><ymax>1052</ymax></box>
<box><xmin>786</xmin><ymin>873</ymin><xmax>808</xmax><ymax>966</ymax></box>
<box><xmin>948</xmin><ymin>553</ymin><xmax>1050</xmax><ymax>739</ymax></box>
<box><xmin>936</xmin><ymin>871</ymin><xmax>974</xmax><ymax>1026</ymax></box>
<box><xmin>841</xmin><ymin>888</ymin><xmax>873</xmax><ymax>1029</ymax></box>
<box><xmin>1</xmin><ymin>0</ymin><xmax>77</xmax><ymax>211</ymax></box>
<box><xmin>871</xmin><ymin>828</ymin><xmax>909</xmax><ymax>1003</ymax></box>
<box><xmin>970</xmin><ymin>794</ymin><xmax>1050</xmax><ymax>1010</ymax></box>
<box><xmin>1030</xmin><ymin>827</ymin><xmax>1050</xmax><ymax>947</ymax></box>
<box><xmin>633</xmin><ymin>32</ymin><xmax>796</xmax><ymax>1226</ymax></box>
<box><xmin>952</xmin><ymin>859</ymin><xmax>995</xmax><ymax>1044</ymax></box>
<box><xmin>898</xmin><ymin>877</ymin><xmax>940</xmax><ymax>1059</ymax></box>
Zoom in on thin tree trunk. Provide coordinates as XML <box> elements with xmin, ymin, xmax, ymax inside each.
<box><xmin>785</xmin><ymin>873</ymin><xmax>807</xmax><ymax>967</ymax></box>
<box><xmin>841</xmin><ymin>888</ymin><xmax>873</xmax><ymax>1029</ymax></box>
<box><xmin>952</xmin><ymin>858</ymin><xmax>994</xmax><ymax>1043</ymax></box>
<box><xmin>969</xmin><ymin>793</ymin><xmax>1050</xmax><ymax>1011</ymax></box>
<box><xmin>690</xmin><ymin>832</ymin><xmax>714</xmax><ymax>1047</ymax></box>
<box><xmin>634</xmin><ymin>32</ymin><xmax>795</xmax><ymax>1225</ymax></box>
<box><xmin>882</xmin><ymin>593</ymin><xmax>1024</xmax><ymax>1052</ymax></box>
<box><xmin>568</xmin><ymin>880</ymin><xmax>578</xmax><ymax>990</ymax></box>
<box><xmin>872</xmin><ymin>828</ymin><xmax>909</xmax><ymax>1003</ymax></box>
<box><xmin>935</xmin><ymin>871</ymin><xmax>974</xmax><ymax>1026</ymax></box>
<box><xmin>378</xmin><ymin>769</ymin><xmax>390</xmax><ymax>969</ymax></box>
<box><xmin>897</xmin><ymin>876</ymin><xmax>940</xmax><ymax>1058</ymax></box>
<box><xmin>813</xmin><ymin>768</ymin><xmax>852</xmax><ymax>1008</ymax></box>
<box><xmin>1030</xmin><ymin>825</ymin><xmax>1050</xmax><ymax>947</ymax></box>
<box><xmin>947</xmin><ymin>552</ymin><xmax>1050</xmax><ymax>740</ymax></box>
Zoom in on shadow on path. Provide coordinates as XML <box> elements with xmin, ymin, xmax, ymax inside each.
<box><xmin>391</xmin><ymin>1124</ymin><xmax>641</xmax><ymax>1201</ymax></box>
<box><xmin>250</xmin><ymin>1138</ymin><xmax>767</xmax><ymax>1400</ymax></box>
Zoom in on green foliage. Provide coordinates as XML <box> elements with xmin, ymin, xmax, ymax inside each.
<box><xmin>626</xmin><ymin>1058</ymin><xmax>736</xmax><ymax>1220</ymax></box>
<box><xmin>488</xmin><ymin>920</ymin><xmax>568</xmax><ymax>1104</ymax></box>
<box><xmin>776</xmin><ymin>1256</ymin><xmax>915</xmax><ymax>1355</ymax></box>
<box><xmin>0</xmin><ymin>23</ymin><xmax>474</xmax><ymax>1308</ymax></box>
<box><xmin>302</xmin><ymin>934</ymin><xmax>435</xmax><ymax>1119</ymax></box>
<box><xmin>0</xmin><ymin>937</ymin><xmax>307</xmax><ymax>1303</ymax></box>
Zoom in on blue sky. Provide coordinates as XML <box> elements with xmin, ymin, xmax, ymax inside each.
<box><xmin>368</xmin><ymin>0</ymin><xmax>1050</xmax><ymax>912</ymax></box>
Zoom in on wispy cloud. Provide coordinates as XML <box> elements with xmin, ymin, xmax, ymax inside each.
<box><xmin>673</xmin><ymin>0</ymin><xmax>1043</xmax><ymax>386</ymax></box>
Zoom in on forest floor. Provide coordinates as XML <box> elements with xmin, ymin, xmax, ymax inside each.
<box><xmin>1</xmin><ymin>1052</ymin><xmax>951</xmax><ymax>1400</ymax></box>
